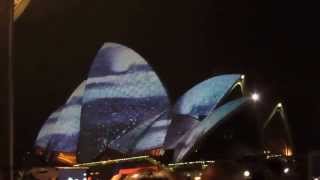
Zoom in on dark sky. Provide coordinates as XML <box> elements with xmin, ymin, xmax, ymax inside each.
<box><xmin>14</xmin><ymin>0</ymin><xmax>320</xmax><ymax>162</ymax></box>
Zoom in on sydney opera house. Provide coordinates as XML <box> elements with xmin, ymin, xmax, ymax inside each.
<box><xmin>33</xmin><ymin>42</ymin><xmax>294</xmax><ymax>172</ymax></box>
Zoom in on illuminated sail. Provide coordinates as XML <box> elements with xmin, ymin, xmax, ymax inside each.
<box><xmin>34</xmin><ymin>42</ymin><xmax>259</xmax><ymax>165</ymax></box>
<box><xmin>78</xmin><ymin>43</ymin><xmax>170</xmax><ymax>162</ymax></box>
<box><xmin>165</xmin><ymin>74</ymin><xmax>244</xmax><ymax>149</ymax></box>
<box><xmin>173</xmin><ymin>74</ymin><xmax>244</xmax><ymax>120</ymax></box>
<box><xmin>35</xmin><ymin>81</ymin><xmax>86</xmax><ymax>152</ymax></box>
<box><xmin>35</xmin><ymin>107</ymin><xmax>63</xmax><ymax>149</ymax></box>
<box><xmin>173</xmin><ymin>97</ymin><xmax>249</xmax><ymax>162</ymax></box>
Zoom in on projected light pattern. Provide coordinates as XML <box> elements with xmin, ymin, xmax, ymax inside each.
<box><xmin>35</xmin><ymin>107</ymin><xmax>63</xmax><ymax>149</ymax></box>
<box><xmin>173</xmin><ymin>97</ymin><xmax>249</xmax><ymax>162</ymax></box>
<box><xmin>48</xmin><ymin>82</ymin><xmax>85</xmax><ymax>152</ymax></box>
<box><xmin>132</xmin><ymin>112</ymin><xmax>171</xmax><ymax>153</ymax></box>
<box><xmin>165</xmin><ymin>74</ymin><xmax>243</xmax><ymax>149</ymax></box>
<box><xmin>164</xmin><ymin>115</ymin><xmax>200</xmax><ymax>149</ymax></box>
<box><xmin>109</xmin><ymin>112</ymin><xmax>172</xmax><ymax>154</ymax></box>
<box><xmin>173</xmin><ymin>74</ymin><xmax>243</xmax><ymax>120</ymax></box>
<box><xmin>35</xmin><ymin>42</ymin><xmax>251</xmax><ymax>163</ymax></box>
<box><xmin>35</xmin><ymin>81</ymin><xmax>86</xmax><ymax>152</ymax></box>
<box><xmin>78</xmin><ymin>43</ymin><xmax>170</xmax><ymax>162</ymax></box>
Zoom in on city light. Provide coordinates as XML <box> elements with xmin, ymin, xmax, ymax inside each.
<box><xmin>202</xmin><ymin>164</ymin><xmax>208</xmax><ymax>169</ymax></box>
<box><xmin>263</xmin><ymin>150</ymin><xmax>271</xmax><ymax>154</ymax></box>
<box><xmin>313</xmin><ymin>177</ymin><xmax>319</xmax><ymax>180</ymax></box>
<box><xmin>277</xmin><ymin>103</ymin><xmax>283</xmax><ymax>108</ymax></box>
<box><xmin>284</xmin><ymin>147</ymin><xmax>293</xmax><ymax>157</ymax></box>
<box><xmin>131</xmin><ymin>174</ymin><xmax>140</xmax><ymax>178</ymax></box>
<box><xmin>243</xmin><ymin>170</ymin><xmax>250</xmax><ymax>177</ymax></box>
<box><xmin>194</xmin><ymin>176</ymin><xmax>201</xmax><ymax>180</ymax></box>
<box><xmin>74</xmin><ymin>156</ymin><xmax>151</xmax><ymax>167</ymax></box>
<box><xmin>283</xmin><ymin>167</ymin><xmax>290</xmax><ymax>174</ymax></box>
<box><xmin>241</xmin><ymin>75</ymin><xmax>245</xmax><ymax>80</ymax></box>
<box><xmin>251</xmin><ymin>93</ymin><xmax>260</xmax><ymax>102</ymax></box>
<box><xmin>168</xmin><ymin>161</ymin><xmax>215</xmax><ymax>167</ymax></box>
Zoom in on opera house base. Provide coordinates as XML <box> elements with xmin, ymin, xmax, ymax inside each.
<box><xmin>17</xmin><ymin>153</ymin><xmax>304</xmax><ymax>180</ymax></box>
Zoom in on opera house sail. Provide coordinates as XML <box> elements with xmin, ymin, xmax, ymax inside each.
<box><xmin>262</xmin><ymin>103</ymin><xmax>294</xmax><ymax>157</ymax></box>
<box><xmin>34</xmin><ymin>42</ymin><xmax>264</xmax><ymax>164</ymax></box>
<box><xmin>77</xmin><ymin>43</ymin><xmax>171</xmax><ymax>162</ymax></box>
<box><xmin>35</xmin><ymin>43</ymin><xmax>171</xmax><ymax>163</ymax></box>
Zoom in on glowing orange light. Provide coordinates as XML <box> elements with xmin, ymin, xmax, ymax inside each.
<box><xmin>14</xmin><ymin>0</ymin><xmax>30</xmax><ymax>20</ymax></box>
<box><xmin>118</xmin><ymin>166</ymin><xmax>158</xmax><ymax>175</ymax></box>
<box><xmin>284</xmin><ymin>147</ymin><xmax>293</xmax><ymax>157</ymax></box>
<box><xmin>56</xmin><ymin>152</ymin><xmax>77</xmax><ymax>165</ymax></box>
<box><xmin>149</xmin><ymin>148</ymin><xmax>165</xmax><ymax>157</ymax></box>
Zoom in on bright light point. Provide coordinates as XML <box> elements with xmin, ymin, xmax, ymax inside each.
<box><xmin>313</xmin><ymin>178</ymin><xmax>319</xmax><ymax>180</ymax></box>
<box><xmin>132</xmin><ymin>174</ymin><xmax>139</xmax><ymax>178</ymax></box>
<box><xmin>283</xmin><ymin>167</ymin><xmax>290</xmax><ymax>174</ymax></box>
<box><xmin>194</xmin><ymin>176</ymin><xmax>201</xmax><ymax>180</ymax></box>
<box><xmin>251</xmin><ymin>93</ymin><xmax>260</xmax><ymax>102</ymax></box>
<box><xmin>67</xmin><ymin>178</ymin><xmax>73</xmax><ymax>180</ymax></box>
<box><xmin>241</xmin><ymin>75</ymin><xmax>245</xmax><ymax>80</ymax></box>
<box><xmin>243</xmin><ymin>170</ymin><xmax>250</xmax><ymax>177</ymax></box>
<box><xmin>83</xmin><ymin>173</ymin><xmax>87</xmax><ymax>177</ymax></box>
<box><xmin>277</xmin><ymin>103</ymin><xmax>283</xmax><ymax>108</ymax></box>
<box><xmin>284</xmin><ymin>147</ymin><xmax>293</xmax><ymax>157</ymax></box>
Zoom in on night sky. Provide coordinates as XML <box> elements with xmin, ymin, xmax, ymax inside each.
<box><xmin>14</xmin><ymin>0</ymin><xmax>320</xmax><ymax>163</ymax></box>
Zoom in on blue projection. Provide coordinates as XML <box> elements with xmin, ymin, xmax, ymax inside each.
<box><xmin>35</xmin><ymin>107</ymin><xmax>63</xmax><ymax>150</ymax></box>
<box><xmin>77</xmin><ymin>43</ymin><xmax>170</xmax><ymax>162</ymax></box>
<box><xmin>35</xmin><ymin>42</ymin><xmax>250</xmax><ymax>163</ymax></box>
<box><xmin>164</xmin><ymin>115</ymin><xmax>200</xmax><ymax>150</ymax></box>
<box><xmin>35</xmin><ymin>81</ymin><xmax>86</xmax><ymax>152</ymax></box>
<box><xmin>172</xmin><ymin>97</ymin><xmax>249</xmax><ymax>162</ymax></box>
<box><xmin>164</xmin><ymin>74</ymin><xmax>243</xmax><ymax>149</ymax></box>
<box><xmin>109</xmin><ymin>111</ymin><xmax>171</xmax><ymax>154</ymax></box>
<box><xmin>131</xmin><ymin>112</ymin><xmax>171</xmax><ymax>154</ymax></box>
<box><xmin>173</xmin><ymin>74</ymin><xmax>243</xmax><ymax>120</ymax></box>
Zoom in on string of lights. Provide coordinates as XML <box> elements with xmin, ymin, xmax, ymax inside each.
<box><xmin>74</xmin><ymin>156</ymin><xmax>159</xmax><ymax>167</ymax></box>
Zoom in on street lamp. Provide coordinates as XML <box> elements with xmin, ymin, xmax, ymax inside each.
<box><xmin>243</xmin><ymin>170</ymin><xmax>250</xmax><ymax>178</ymax></box>
<box><xmin>251</xmin><ymin>93</ymin><xmax>260</xmax><ymax>102</ymax></box>
<box><xmin>283</xmin><ymin>167</ymin><xmax>290</xmax><ymax>174</ymax></box>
